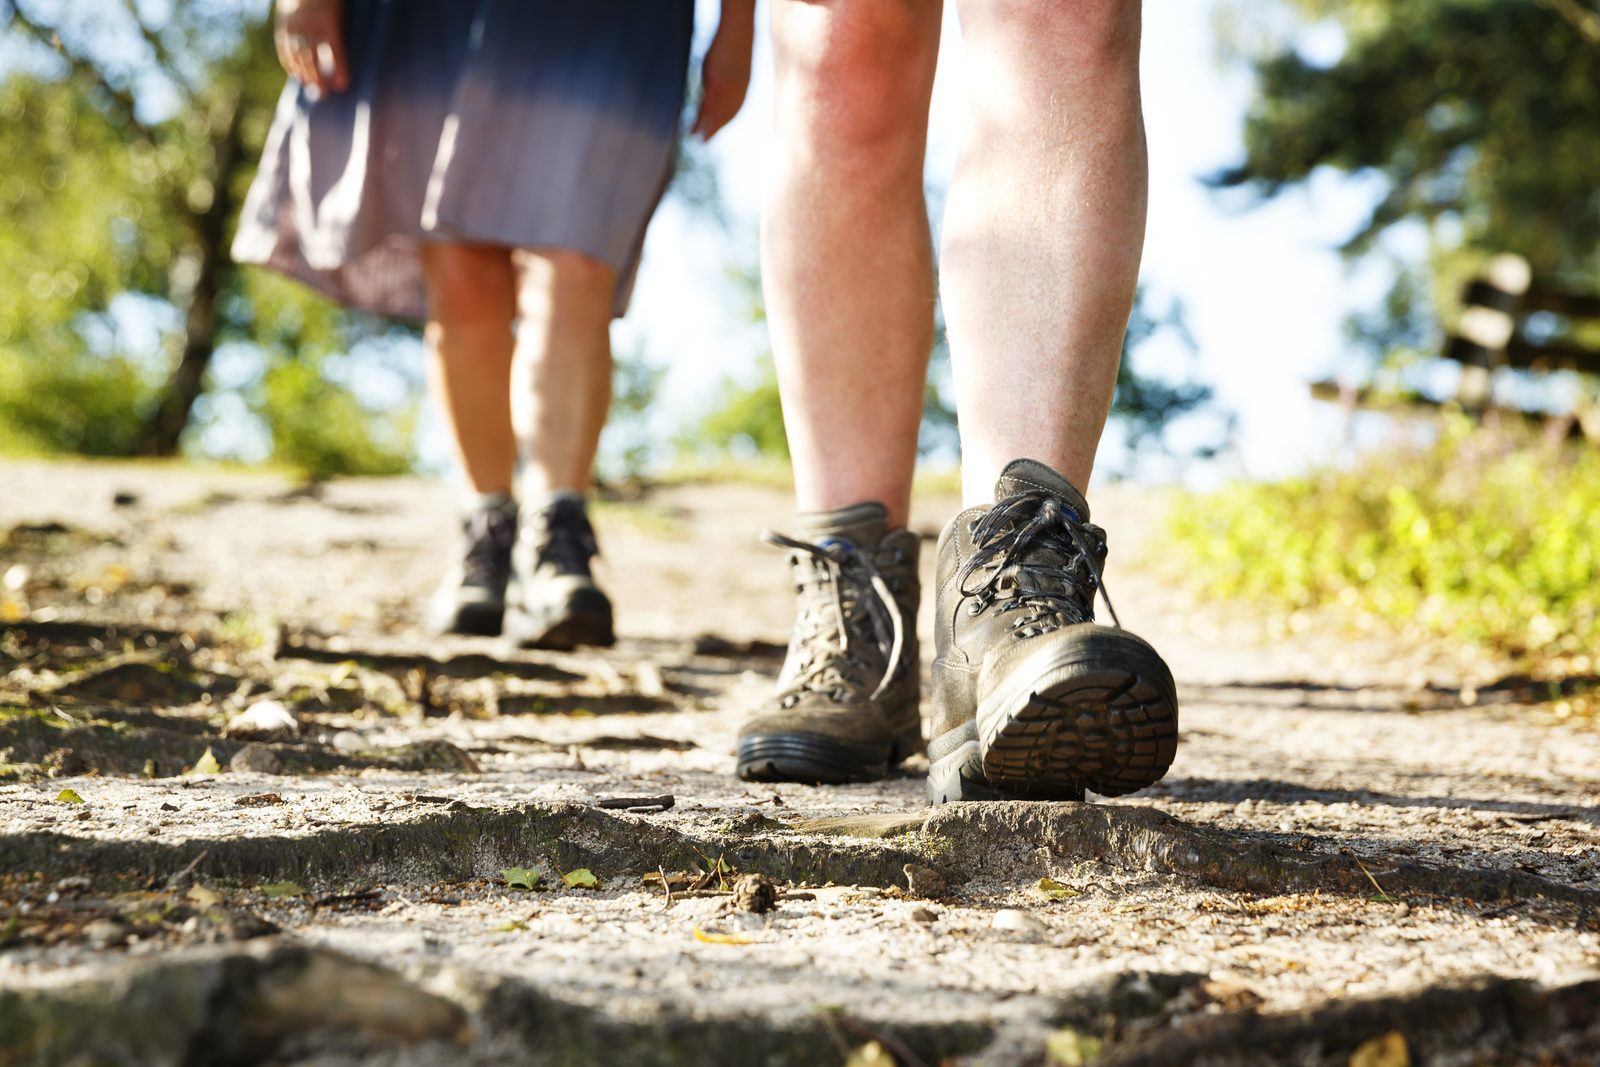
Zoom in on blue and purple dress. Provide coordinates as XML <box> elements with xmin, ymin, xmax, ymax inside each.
<box><xmin>232</xmin><ymin>0</ymin><xmax>695</xmax><ymax>319</ymax></box>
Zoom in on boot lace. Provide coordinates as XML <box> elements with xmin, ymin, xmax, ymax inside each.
<box><xmin>762</xmin><ymin>530</ymin><xmax>907</xmax><ymax>706</ymax></box>
<box><xmin>527</xmin><ymin>499</ymin><xmax>599</xmax><ymax>577</ymax></box>
<box><xmin>954</xmin><ymin>491</ymin><xmax>1121</xmax><ymax>639</ymax></box>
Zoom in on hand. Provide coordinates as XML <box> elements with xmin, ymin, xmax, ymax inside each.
<box><xmin>274</xmin><ymin>0</ymin><xmax>349</xmax><ymax>97</ymax></box>
<box><xmin>691</xmin><ymin>15</ymin><xmax>753</xmax><ymax>142</ymax></box>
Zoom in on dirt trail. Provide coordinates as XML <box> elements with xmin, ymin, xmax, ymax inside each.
<box><xmin>1</xmin><ymin>458</ymin><xmax>1596</xmax><ymax>1066</ymax></box>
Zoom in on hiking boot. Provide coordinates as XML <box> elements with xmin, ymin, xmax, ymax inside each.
<box><xmin>503</xmin><ymin>494</ymin><xmax>615</xmax><ymax>651</ymax></box>
<box><xmin>736</xmin><ymin>502</ymin><xmax>921</xmax><ymax>784</ymax></box>
<box><xmin>926</xmin><ymin>459</ymin><xmax>1178</xmax><ymax>804</ymax></box>
<box><xmin>426</xmin><ymin>494</ymin><xmax>518</xmax><ymax>637</ymax></box>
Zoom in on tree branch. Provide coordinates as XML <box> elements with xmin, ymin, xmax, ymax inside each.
<box><xmin>7</xmin><ymin>0</ymin><xmax>160</xmax><ymax>148</ymax></box>
<box><xmin>116</xmin><ymin>0</ymin><xmax>199</xmax><ymax>98</ymax></box>
<box><xmin>1543</xmin><ymin>0</ymin><xmax>1600</xmax><ymax>46</ymax></box>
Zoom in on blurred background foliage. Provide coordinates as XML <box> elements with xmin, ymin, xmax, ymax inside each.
<box><xmin>1213</xmin><ymin>0</ymin><xmax>1600</xmax><ymax>361</ymax></box>
<box><xmin>1171</xmin><ymin>416</ymin><xmax>1599</xmax><ymax>669</ymax></box>
<box><xmin>1172</xmin><ymin>0</ymin><xmax>1600</xmax><ymax>674</ymax></box>
<box><xmin>0</xmin><ymin>0</ymin><xmax>414</xmax><ymax>476</ymax></box>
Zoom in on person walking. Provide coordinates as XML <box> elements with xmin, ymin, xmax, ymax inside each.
<box><xmin>234</xmin><ymin>0</ymin><xmax>753</xmax><ymax>648</ymax></box>
<box><xmin>736</xmin><ymin>0</ymin><xmax>1180</xmax><ymax>803</ymax></box>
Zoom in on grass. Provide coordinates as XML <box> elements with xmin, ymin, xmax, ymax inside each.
<box><xmin>1166</xmin><ymin>418</ymin><xmax>1600</xmax><ymax>677</ymax></box>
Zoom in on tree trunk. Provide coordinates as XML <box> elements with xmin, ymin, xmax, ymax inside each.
<box><xmin>136</xmin><ymin>98</ymin><xmax>244</xmax><ymax>458</ymax></box>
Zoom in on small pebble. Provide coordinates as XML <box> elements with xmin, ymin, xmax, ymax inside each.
<box><xmin>991</xmin><ymin>909</ymin><xmax>1047</xmax><ymax>935</ymax></box>
<box><xmin>330</xmin><ymin>731</ymin><xmax>367</xmax><ymax>754</ymax></box>
<box><xmin>732</xmin><ymin>873</ymin><xmax>777</xmax><ymax>914</ymax></box>
<box><xmin>910</xmin><ymin>907</ymin><xmax>938</xmax><ymax>924</ymax></box>
<box><xmin>903</xmin><ymin>863</ymin><xmax>947</xmax><ymax>898</ymax></box>
<box><xmin>226</xmin><ymin>699</ymin><xmax>299</xmax><ymax>739</ymax></box>
<box><xmin>83</xmin><ymin>919</ymin><xmax>131</xmax><ymax>949</ymax></box>
<box><xmin>230</xmin><ymin>744</ymin><xmax>285</xmax><ymax>775</ymax></box>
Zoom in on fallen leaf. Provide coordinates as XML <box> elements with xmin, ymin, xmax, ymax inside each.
<box><xmin>1046</xmin><ymin>1027</ymin><xmax>1105</xmax><ymax>1066</ymax></box>
<box><xmin>693</xmin><ymin>924</ymin><xmax>756</xmax><ymax>945</ymax></box>
<box><xmin>55</xmin><ymin>788</ymin><xmax>85</xmax><ymax>804</ymax></box>
<box><xmin>501</xmin><ymin>867</ymin><xmax>543</xmax><ymax>892</ymax></box>
<box><xmin>187</xmin><ymin>747</ymin><xmax>222</xmax><ymax>777</ymax></box>
<box><xmin>1036</xmin><ymin>877</ymin><xmax>1080</xmax><ymax>901</ymax></box>
<box><xmin>186</xmin><ymin>885</ymin><xmax>222</xmax><ymax>911</ymax></box>
<box><xmin>258</xmin><ymin>881</ymin><xmax>305</xmax><ymax>899</ymax></box>
<box><xmin>1350</xmin><ymin>1031</ymin><xmax>1410</xmax><ymax>1067</ymax></box>
<box><xmin>490</xmin><ymin>920</ymin><xmax>529</xmax><ymax>933</ymax></box>
<box><xmin>562</xmin><ymin>868</ymin><xmax>602</xmax><ymax>890</ymax></box>
<box><xmin>843</xmin><ymin>1041</ymin><xmax>896</xmax><ymax>1067</ymax></box>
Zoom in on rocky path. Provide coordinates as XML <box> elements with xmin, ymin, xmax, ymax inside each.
<box><xmin>1</xmin><ymin>459</ymin><xmax>1596</xmax><ymax>1066</ymax></box>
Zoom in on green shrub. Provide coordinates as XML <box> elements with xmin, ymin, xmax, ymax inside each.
<box><xmin>255</xmin><ymin>355</ymin><xmax>417</xmax><ymax>481</ymax></box>
<box><xmin>0</xmin><ymin>351</ymin><xmax>155</xmax><ymax>457</ymax></box>
<box><xmin>1167</xmin><ymin>418</ymin><xmax>1600</xmax><ymax>663</ymax></box>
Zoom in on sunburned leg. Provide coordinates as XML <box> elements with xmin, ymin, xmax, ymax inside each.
<box><xmin>510</xmin><ymin>249</ymin><xmax>616</xmax><ymax>497</ymax></box>
<box><xmin>419</xmin><ymin>241</ymin><xmax>520</xmax><ymax>495</ymax></box>
<box><xmin>941</xmin><ymin>0</ymin><xmax>1148</xmax><ymax>502</ymax></box>
<box><xmin>763</xmin><ymin>0</ymin><xmax>942</xmax><ymax>528</ymax></box>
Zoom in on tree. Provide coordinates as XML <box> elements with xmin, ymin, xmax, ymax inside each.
<box><xmin>1215</xmin><ymin>0</ymin><xmax>1600</xmax><ymax>334</ymax></box>
<box><xmin>0</xmin><ymin>0</ymin><xmax>414</xmax><ymax>473</ymax></box>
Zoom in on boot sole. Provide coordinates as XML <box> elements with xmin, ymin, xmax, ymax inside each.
<box><xmin>736</xmin><ymin>724</ymin><xmax>920</xmax><ymax>785</ymax></box>
<box><xmin>430</xmin><ymin>601</ymin><xmax>505</xmax><ymax>639</ymax></box>
<box><xmin>977</xmin><ymin>626</ymin><xmax>1178</xmax><ymax>798</ymax></box>
<box><xmin>927</xmin><ymin>737</ymin><xmax>1086</xmax><ymax>804</ymax></box>
<box><xmin>504</xmin><ymin>589</ymin><xmax>615</xmax><ymax>652</ymax></box>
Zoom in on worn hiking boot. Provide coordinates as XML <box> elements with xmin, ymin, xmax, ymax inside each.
<box><xmin>427</xmin><ymin>494</ymin><xmax>518</xmax><ymax>637</ymax></box>
<box><xmin>736</xmin><ymin>503</ymin><xmax>921</xmax><ymax>784</ymax></box>
<box><xmin>503</xmin><ymin>494</ymin><xmax>615</xmax><ymax>651</ymax></box>
<box><xmin>926</xmin><ymin>459</ymin><xmax>1178</xmax><ymax>803</ymax></box>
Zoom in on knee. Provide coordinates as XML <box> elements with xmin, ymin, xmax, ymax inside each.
<box><xmin>773</xmin><ymin>1</ymin><xmax>939</xmax><ymax>166</ymax></box>
<box><xmin>513</xmin><ymin>248</ymin><xmax>615</xmax><ymax>320</ymax></box>
<box><xmin>420</xmin><ymin>242</ymin><xmax>515</xmax><ymax>325</ymax></box>
<box><xmin>958</xmin><ymin>0</ymin><xmax>1140</xmax><ymax>70</ymax></box>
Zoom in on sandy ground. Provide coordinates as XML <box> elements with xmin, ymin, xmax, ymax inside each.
<box><xmin>0</xmin><ymin>457</ymin><xmax>1597</xmax><ymax>1066</ymax></box>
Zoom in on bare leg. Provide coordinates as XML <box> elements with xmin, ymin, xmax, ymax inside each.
<box><xmin>419</xmin><ymin>242</ymin><xmax>520</xmax><ymax>495</ymax></box>
<box><xmin>510</xmin><ymin>249</ymin><xmax>616</xmax><ymax>497</ymax></box>
<box><xmin>763</xmin><ymin>0</ymin><xmax>942</xmax><ymax>528</ymax></box>
<box><xmin>941</xmin><ymin>0</ymin><xmax>1148</xmax><ymax>501</ymax></box>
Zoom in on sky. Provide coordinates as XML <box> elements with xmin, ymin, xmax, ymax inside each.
<box><xmin>603</xmin><ymin>0</ymin><xmax>1404</xmax><ymax>487</ymax></box>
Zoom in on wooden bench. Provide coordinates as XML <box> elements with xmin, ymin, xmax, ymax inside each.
<box><xmin>1311</xmin><ymin>254</ymin><xmax>1600</xmax><ymax>442</ymax></box>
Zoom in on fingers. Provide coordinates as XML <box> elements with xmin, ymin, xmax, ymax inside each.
<box><xmin>321</xmin><ymin>33</ymin><xmax>350</xmax><ymax>93</ymax></box>
<box><xmin>694</xmin><ymin>81</ymin><xmax>749</xmax><ymax>142</ymax></box>
<box><xmin>273</xmin><ymin>10</ymin><xmax>348</xmax><ymax>94</ymax></box>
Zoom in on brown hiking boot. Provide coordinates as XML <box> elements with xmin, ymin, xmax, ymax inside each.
<box><xmin>503</xmin><ymin>495</ymin><xmax>615</xmax><ymax>651</ymax></box>
<box><xmin>426</xmin><ymin>495</ymin><xmax>518</xmax><ymax>637</ymax></box>
<box><xmin>736</xmin><ymin>503</ymin><xmax>921</xmax><ymax>784</ymax></box>
<box><xmin>926</xmin><ymin>459</ymin><xmax>1178</xmax><ymax>803</ymax></box>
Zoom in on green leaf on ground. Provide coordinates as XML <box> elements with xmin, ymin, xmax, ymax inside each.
<box><xmin>1046</xmin><ymin>1027</ymin><xmax>1105</xmax><ymax>1066</ymax></box>
<box><xmin>1350</xmin><ymin>1031</ymin><xmax>1409</xmax><ymax>1067</ymax></box>
<box><xmin>843</xmin><ymin>1041</ymin><xmax>896</xmax><ymax>1067</ymax></box>
<box><xmin>562</xmin><ymin>868</ymin><xmax>602</xmax><ymax>889</ymax></box>
<box><xmin>186</xmin><ymin>885</ymin><xmax>222</xmax><ymax>911</ymax></box>
<box><xmin>501</xmin><ymin>867</ymin><xmax>543</xmax><ymax>891</ymax></box>
<box><xmin>55</xmin><ymin>788</ymin><xmax>85</xmax><ymax>804</ymax></box>
<box><xmin>0</xmin><ymin>912</ymin><xmax>20</xmax><ymax>946</ymax></box>
<box><xmin>1036</xmin><ymin>878</ymin><xmax>1079</xmax><ymax>901</ymax></box>
<box><xmin>187</xmin><ymin>746</ymin><xmax>222</xmax><ymax>776</ymax></box>
<box><xmin>491</xmin><ymin>920</ymin><xmax>530</xmax><ymax>933</ymax></box>
<box><xmin>258</xmin><ymin>881</ymin><xmax>305</xmax><ymax>899</ymax></box>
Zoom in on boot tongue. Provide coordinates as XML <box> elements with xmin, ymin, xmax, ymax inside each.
<box><xmin>795</xmin><ymin>501</ymin><xmax>889</xmax><ymax>551</ymax></box>
<box><xmin>994</xmin><ymin>459</ymin><xmax>1091</xmax><ymax>522</ymax></box>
